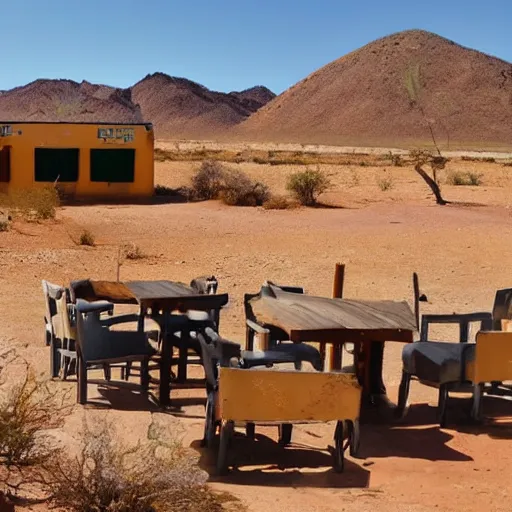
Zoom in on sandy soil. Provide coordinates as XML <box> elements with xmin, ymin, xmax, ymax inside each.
<box><xmin>1</xmin><ymin>155</ymin><xmax>512</xmax><ymax>511</ymax></box>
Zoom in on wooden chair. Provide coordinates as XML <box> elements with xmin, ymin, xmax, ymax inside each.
<box><xmin>42</xmin><ymin>280</ymin><xmax>67</xmax><ymax>378</ymax></box>
<box><xmin>244</xmin><ymin>282</ymin><xmax>323</xmax><ymax>371</ymax></box>
<box><xmin>466</xmin><ymin>331</ymin><xmax>512</xmax><ymax>420</ymax></box>
<box><xmin>397</xmin><ymin>287</ymin><xmax>512</xmax><ymax>426</ymax></box>
<box><xmin>74</xmin><ymin>299</ymin><xmax>155</xmax><ymax>405</ymax></box>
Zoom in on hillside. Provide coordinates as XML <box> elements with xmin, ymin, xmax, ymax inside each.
<box><xmin>0</xmin><ymin>74</ymin><xmax>275</xmax><ymax>138</ymax></box>
<box><xmin>131</xmin><ymin>73</ymin><xmax>275</xmax><ymax>138</ymax></box>
<box><xmin>236</xmin><ymin>30</ymin><xmax>512</xmax><ymax>149</ymax></box>
<box><xmin>0</xmin><ymin>79</ymin><xmax>143</xmax><ymax>123</ymax></box>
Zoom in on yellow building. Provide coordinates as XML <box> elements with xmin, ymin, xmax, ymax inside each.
<box><xmin>0</xmin><ymin>122</ymin><xmax>154</xmax><ymax>199</ymax></box>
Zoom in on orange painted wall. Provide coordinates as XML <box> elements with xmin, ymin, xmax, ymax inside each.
<box><xmin>0</xmin><ymin>122</ymin><xmax>154</xmax><ymax>198</ymax></box>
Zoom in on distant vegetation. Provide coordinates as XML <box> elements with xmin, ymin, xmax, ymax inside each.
<box><xmin>446</xmin><ymin>170</ymin><xmax>483</xmax><ymax>186</ymax></box>
<box><xmin>286</xmin><ymin>168</ymin><xmax>331</xmax><ymax>206</ymax></box>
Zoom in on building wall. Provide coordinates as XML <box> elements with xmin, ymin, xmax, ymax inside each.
<box><xmin>0</xmin><ymin>123</ymin><xmax>154</xmax><ymax>198</ymax></box>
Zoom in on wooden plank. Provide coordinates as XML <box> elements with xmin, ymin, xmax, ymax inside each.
<box><xmin>88</xmin><ymin>280</ymin><xmax>137</xmax><ymax>303</ymax></box>
<box><xmin>126</xmin><ymin>280</ymin><xmax>195</xmax><ymax>300</ymax></box>
<box><xmin>470</xmin><ymin>332</ymin><xmax>512</xmax><ymax>384</ymax></box>
<box><xmin>332</xmin><ymin>263</ymin><xmax>345</xmax><ymax>299</ymax></box>
<box><xmin>139</xmin><ymin>293</ymin><xmax>229</xmax><ymax>313</ymax></box>
<box><xmin>218</xmin><ymin>367</ymin><xmax>361</xmax><ymax>422</ymax></box>
<box><xmin>250</xmin><ymin>288</ymin><xmax>417</xmax><ymax>342</ymax></box>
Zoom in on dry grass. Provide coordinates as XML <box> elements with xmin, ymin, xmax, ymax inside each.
<box><xmin>446</xmin><ymin>170</ymin><xmax>483</xmax><ymax>186</ymax></box>
<box><xmin>262</xmin><ymin>195</ymin><xmax>298</xmax><ymax>210</ymax></box>
<box><xmin>122</xmin><ymin>242</ymin><xmax>146</xmax><ymax>260</ymax></box>
<box><xmin>78</xmin><ymin>230</ymin><xmax>96</xmax><ymax>247</ymax></box>
<box><xmin>0</xmin><ymin>186</ymin><xmax>60</xmax><ymax>221</ymax></box>
<box><xmin>191</xmin><ymin>161</ymin><xmax>226</xmax><ymax>200</ymax></box>
<box><xmin>156</xmin><ymin>147</ymin><xmax>387</xmax><ymax>167</ymax></box>
<box><xmin>376</xmin><ymin>172</ymin><xmax>395</xmax><ymax>191</ymax></box>
<box><xmin>0</xmin><ymin>350</ymin><xmax>69</xmax><ymax>497</ymax></box>
<box><xmin>46</xmin><ymin>420</ymin><xmax>230</xmax><ymax>512</ymax></box>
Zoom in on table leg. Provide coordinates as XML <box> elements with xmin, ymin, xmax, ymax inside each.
<box><xmin>159</xmin><ymin>312</ymin><xmax>171</xmax><ymax>407</ymax></box>
<box><xmin>369</xmin><ymin>341</ymin><xmax>386</xmax><ymax>396</ymax></box>
<box><xmin>329</xmin><ymin>343</ymin><xmax>343</xmax><ymax>371</ymax></box>
<box><xmin>177</xmin><ymin>328</ymin><xmax>190</xmax><ymax>383</ymax></box>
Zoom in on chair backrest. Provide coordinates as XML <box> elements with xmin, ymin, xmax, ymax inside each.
<box><xmin>471</xmin><ymin>331</ymin><xmax>512</xmax><ymax>384</ymax></box>
<box><xmin>197</xmin><ymin>328</ymin><xmax>241</xmax><ymax>388</ymax></box>
<box><xmin>54</xmin><ymin>288</ymin><xmax>75</xmax><ymax>341</ymax></box>
<box><xmin>73</xmin><ymin>303</ymin><xmax>109</xmax><ymax>363</ymax></box>
<box><xmin>42</xmin><ymin>280</ymin><xmax>65</xmax><ymax>342</ymax></box>
<box><xmin>491</xmin><ymin>288</ymin><xmax>512</xmax><ymax>330</ymax></box>
<box><xmin>190</xmin><ymin>275</ymin><xmax>218</xmax><ymax>295</ymax></box>
<box><xmin>190</xmin><ymin>276</ymin><xmax>220</xmax><ymax>328</ymax></box>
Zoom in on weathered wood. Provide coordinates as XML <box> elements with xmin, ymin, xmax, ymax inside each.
<box><xmin>249</xmin><ymin>285</ymin><xmax>416</xmax><ymax>344</ymax></box>
<box><xmin>218</xmin><ymin>367</ymin><xmax>361</xmax><ymax>422</ymax></box>
<box><xmin>467</xmin><ymin>332</ymin><xmax>512</xmax><ymax>384</ymax></box>
<box><xmin>332</xmin><ymin>263</ymin><xmax>345</xmax><ymax>299</ymax></box>
<box><xmin>88</xmin><ymin>280</ymin><xmax>137</xmax><ymax>304</ymax></box>
<box><xmin>413</xmin><ymin>272</ymin><xmax>420</xmax><ymax>330</ymax></box>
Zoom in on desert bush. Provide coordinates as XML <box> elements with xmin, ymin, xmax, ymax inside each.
<box><xmin>219</xmin><ymin>170</ymin><xmax>270</xmax><ymax>206</ymax></box>
<box><xmin>376</xmin><ymin>172</ymin><xmax>394</xmax><ymax>191</ymax></box>
<box><xmin>0</xmin><ymin>352</ymin><xmax>68</xmax><ymax>496</ymax></box>
<box><xmin>191</xmin><ymin>161</ymin><xmax>227</xmax><ymax>200</ymax></box>
<box><xmin>389</xmin><ymin>152</ymin><xmax>403</xmax><ymax>167</ymax></box>
<box><xmin>46</xmin><ymin>421</ymin><xmax>226</xmax><ymax>512</ymax></box>
<box><xmin>154</xmin><ymin>184</ymin><xmax>175</xmax><ymax>196</ymax></box>
<box><xmin>262</xmin><ymin>195</ymin><xmax>297</xmax><ymax>210</ymax></box>
<box><xmin>286</xmin><ymin>168</ymin><xmax>331</xmax><ymax>206</ymax></box>
<box><xmin>78</xmin><ymin>230</ymin><xmax>95</xmax><ymax>247</ymax></box>
<box><xmin>503</xmin><ymin>162</ymin><xmax>512</xmax><ymax>167</ymax></box>
<box><xmin>446</xmin><ymin>171</ymin><xmax>483</xmax><ymax>186</ymax></box>
<box><xmin>0</xmin><ymin>218</ymin><xmax>9</xmax><ymax>232</ymax></box>
<box><xmin>4</xmin><ymin>186</ymin><xmax>60</xmax><ymax>221</ymax></box>
<box><xmin>122</xmin><ymin>242</ymin><xmax>146</xmax><ymax>260</ymax></box>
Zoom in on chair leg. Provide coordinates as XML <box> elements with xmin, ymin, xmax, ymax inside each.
<box><xmin>50</xmin><ymin>338</ymin><xmax>61</xmax><ymax>379</ymax></box>
<box><xmin>177</xmin><ymin>330</ymin><xmax>189</xmax><ymax>383</ymax></box>
<box><xmin>103</xmin><ymin>364</ymin><xmax>111</xmax><ymax>381</ymax></box>
<box><xmin>471</xmin><ymin>383</ymin><xmax>484</xmax><ymax>421</ymax></box>
<box><xmin>438</xmin><ymin>384</ymin><xmax>449</xmax><ymax>428</ymax></box>
<box><xmin>77</xmin><ymin>355</ymin><xmax>88</xmax><ymax>405</ymax></box>
<box><xmin>124</xmin><ymin>361</ymin><xmax>132</xmax><ymax>381</ymax></box>
<box><xmin>140</xmin><ymin>358</ymin><xmax>150</xmax><ymax>391</ymax></box>
<box><xmin>395</xmin><ymin>371</ymin><xmax>411</xmax><ymax>418</ymax></box>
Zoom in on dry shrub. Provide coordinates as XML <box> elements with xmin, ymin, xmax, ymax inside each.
<box><xmin>446</xmin><ymin>170</ymin><xmax>483</xmax><ymax>186</ymax></box>
<box><xmin>376</xmin><ymin>172</ymin><xmax>394</xmax><ymax>191</ymax></box>
<box><xmin>191</xmin><ymin>162</ymin><xmax>269</xmax><ymax>206</ymax></box>
<box><xmin>47</xmin><ymin>420</ymin><xmax>227</xmax><ymax>512</ymax></box>
<box><xmin>219</xmin><ymin>170</ymin><xmax>270</xmax><ymax>206</ymax></box>
<box><xmin>262</xmin><ymin>195</ymin><xmax>298</xmax><ymax>210</ymax></box>
<box><xmin>389</xmin><ymin>152</ymin><xmax>403</xmax><ymax>166</ymax></box>
<box><xmin>286</xmin><ymin>167</ymin><xmax>331</xmax><ymax>206</ymax></box>
<box><xmin>1</xmin><ymin>186</ymin><xmax>59</xmax><ymax>221</ymax></box>
<box><xmin>79</xmin><ymin>229</ymin><xmax>95</xmax><ymax>247</ymax></box>
<box><xmin>191</xmin><ymin>161</ymin><xmax>226</xmax><ymax>200</ymax></box>
<box><xmin>0</xmin><ymin>351</ymin><xmax>69</xmax><ymax>497</ymax></box>
<box><xmin>122</xmin><ymin>242</ymin><xmax>146</xmax><ymax>260</ymax></box>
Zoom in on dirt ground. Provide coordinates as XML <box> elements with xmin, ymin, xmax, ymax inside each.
<box><xmin>1</xmin><ymin>152</ymin><xmax>512</xmax><ymax>511</ymax></box>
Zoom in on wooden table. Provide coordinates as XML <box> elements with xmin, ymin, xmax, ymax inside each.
<box><xmin>74</xmin><ymin>279</ymin><xmax>229</xmax><ymax>406</ymax></box>
<box><xmin>248</xmin><ymin>284</ymin><xmax>417</xmax><ymax>400</ymax></box>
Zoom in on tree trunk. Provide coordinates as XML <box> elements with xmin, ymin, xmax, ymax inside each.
<box><xmin>414</xmin><ymin>163</ymin><xmax>448</xmax><ymax>205</ymax></box>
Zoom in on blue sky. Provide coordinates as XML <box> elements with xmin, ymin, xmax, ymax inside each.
<box><xmin>2</xmin><ymin>0</ymin><xmax>511</xmax><ymax>94</ymax></box>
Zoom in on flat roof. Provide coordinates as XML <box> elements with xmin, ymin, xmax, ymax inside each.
<box><xmin>0</xmin><ymin>121</ymin><xmax>152</xmax><ymax>127</ymax></box>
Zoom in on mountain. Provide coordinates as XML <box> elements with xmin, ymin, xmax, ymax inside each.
<box><xmin>236</xmin><ymin>30</ymin><xmax>512</xmax><ymax>148</ymax></box>
<box><xmin>130</xmin><ymin>73</ymin><xmax>275</xmax><ymax>139</ymax></box>
<box><xmin>0</xmin><ymin>79</ymin><xmax>143</xmax><ymax>123</ymax></box>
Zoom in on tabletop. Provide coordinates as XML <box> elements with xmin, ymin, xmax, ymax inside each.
<box><xmin>74</xmin><ymin>279</ymin><xmax>229</xmax><ymax>312</ymax></box>
<box><xmin>248</xmin><ymin>284</ymin><xmax>417</xmax><ymax>343</ymax></box>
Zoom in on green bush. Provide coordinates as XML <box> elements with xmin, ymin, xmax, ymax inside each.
<box><xmin>286</xmin><ymin>168</ymin><xmax>331</xmax><ymax>206</ymax></box>
<box><xmin>5</xmin><ymin>186</ymin><xmax>60</xmax><ymax>221</ymax></box>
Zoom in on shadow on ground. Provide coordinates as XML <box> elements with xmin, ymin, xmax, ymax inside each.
<box><xmin>191</xmin><ymin>433</ymin><xmax>371</xmax><ymax>489</ymax></box>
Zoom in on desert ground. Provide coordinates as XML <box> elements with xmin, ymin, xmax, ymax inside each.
<box><xmin>2</xmin><ymin>143</ymin><xmax>512</xmax><ymax>511</ymax></box>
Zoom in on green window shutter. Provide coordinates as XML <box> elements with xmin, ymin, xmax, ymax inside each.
<box><xmin>35</xmin><ymin>148</ymin><xmax>79</xmax><ymax>182</ymax></box>
<box><xmin>90</xmin><ymin>149</ymin><xmax>135</xmax><ymax>183</ymax></box>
